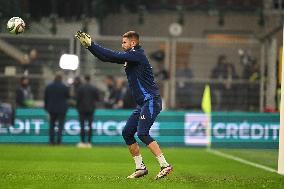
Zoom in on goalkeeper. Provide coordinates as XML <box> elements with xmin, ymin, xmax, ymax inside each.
<box><xmin>75</xmin><ymin>31</ymin><xmax>173</xmax><ymax>179</ymax></box>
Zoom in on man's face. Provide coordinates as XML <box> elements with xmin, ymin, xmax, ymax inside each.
<box><xmin>122</xmin><ymin>37</ymin><xmax>134</xmax><ymax>51</ymax></box>
<box><xmin>104</xmin><ymin>78</ymin><xmax>113</xmax><ymax>86</ymax></box>
<box><xmin>22</xmin><ymin>79</ymin><xmax>29</xmax><ymax>86</ymax></box>
<box><xmin>30</xmin><ymin>49</ymin><xmax>38</xmax><ymax>60</ymax></box>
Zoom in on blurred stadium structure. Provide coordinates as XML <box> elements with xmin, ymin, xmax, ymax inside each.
<box><xmin>0</xmin><ymin>0</ymin><xmax>282</xmax><ymax>112</ymax></box>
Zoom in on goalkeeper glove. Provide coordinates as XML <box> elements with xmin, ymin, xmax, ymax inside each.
<box><xmin>75</xmin><ymin>31</ymin><xmax>91</xmax><ymax>48</ymax></box>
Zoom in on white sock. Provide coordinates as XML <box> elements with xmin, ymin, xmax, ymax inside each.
<box><xmin>156</xmin><ymin>154</ymin><xmax>170</xmax><ymax>168</ymax></box>
<box><xmin>133</xmin><ymin>155</ymin><xmax>146</xmax><ymax>169</ymax></box>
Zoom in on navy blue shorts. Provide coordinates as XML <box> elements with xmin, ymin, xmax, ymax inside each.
<box><xmin>122</xmin><ymin>97</ymin><xmax>162</xmax><ymax>145</ymax></box>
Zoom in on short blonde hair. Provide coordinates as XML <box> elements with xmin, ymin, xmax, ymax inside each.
<box><xmin>122</xmin><ymin>31</ymin><xmax>139</xmax><ymax>44</ymax></box>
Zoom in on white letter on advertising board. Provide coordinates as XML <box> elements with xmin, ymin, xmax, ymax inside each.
<box><xmin>251</xmin><ymin>124</ymin><xmax>264</xmax><ymax>140</ymax></box>
<box><xmin>213</xmin><ymin>123</ymin><xmax>225</xmax><ymax>139</ymax></box>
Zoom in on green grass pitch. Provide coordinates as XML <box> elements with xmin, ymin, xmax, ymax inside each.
<box><xmin>0</xmin><ymin>144</ymin><xmax>283</xmax><ymax>189</ymax></box>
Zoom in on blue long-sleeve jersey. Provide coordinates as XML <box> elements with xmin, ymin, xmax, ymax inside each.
<box><xmin>88</xmin><ymin>42</ymin><xmax>160</xmax><ymax>106</ymax></box>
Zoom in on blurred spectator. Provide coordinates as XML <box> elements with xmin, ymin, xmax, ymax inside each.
<box><xmin>150</xmin><ymin>46</ymin><xmax>165</xmax><ymax>63</ymax></box>
<box><xmin>73</xmin><ymin>76</ymin><xmax>82</xmax><ymax>92</ymax></box>
<box><xmin>222</xmin><ymin>63</ymin><xmax>239</xmax><ymax>110</ymax></box>
<box><xmin>239</xmin><ymin>49</ymin><xmax>255</xmax><ymax>79</ymax></box>
<box><xmin>248</xmin><ymin>61</ymin><xmax>260</xmax><ymax>82</ymax></box>
<box><xmin>113</xmin><ymin>78</ymin><xmax>127</xmax><ymax>109</ymax></box>
<box><xmin>23</xmin><ymin>48</ymin><xmax>42</xmax><ymax>75</ymax></box>
<box><xmin>150</xmin><ymin>45</ymin><xmax>169</xmax><ymax>81</ymax></box>
<box><xmin>176</xmin><ymin>65</ymin><xmax>194</xmax><ymax>79</ymax></box>
<box><xmin>248</xmin><ymin>61</ymin><xmax>260</xmax><ymax>111</ymax></box>
<box><xmin>69</xmin><ymin>76</ymin><xmax>82</xmax><ymax>107</ymax></box>
<box><xmin>29</xmin><ymin>48</ymin><xmax>41</xmax><ymax>65</ymax></box>
<box><xmin>76</xmin><ymin>75</ymin><xmax>99</xmax><ymax>148</ymax></box>
<box><xmin>176</xmin><ymin>61</ymin><xmax>194</xmax><ymax>109</ymax></box>
<box><xmin>44</xmin><ymin>73</ymin><xmax>69</xmax><ymax>145</ymax></box>
<box><xmin>111</xmin><ymin>78</ymin><xmax>137</xmax><ymax>109</ymax></box>
<box><xmin>16</xmin><ymin>76</ymin><xmax>34</xmax><ymax>108</ymax></box>
<box><xmin>155</xmin><ymin>62</ymin><xmax>169</xmax><ymax>81</ymax></box>
<box><xmin>122</xmin><ymin>86</ymin><xmax>136</xmax><ymax>109</ymax></box>
<box><xmin>103</xmin><ymin>75</ymin><xmax>117</xmax><ymax>108</ymax></box>
<box><xmin>239</xmin><ymin>50</ymin><xmax>259</xmax><ymax>111</ymax></box>
<box><xmin>211</xmin><ymin>55</ymin><xmax>227</xmax><ymax>79</ymax></box>
<box><xmin>150</xmin><ymin>45</ymin><xmax>169</xmax><ymax>105</ymax></box>
<box><xmin>0</xmin><ymin>101</ymin><xmax>14</xmax><ymax>126</ymax></box>
<box><xmin>210</xmin><ymin>55</ymin><xmax>227</xmax><ymax>111</ymax></box>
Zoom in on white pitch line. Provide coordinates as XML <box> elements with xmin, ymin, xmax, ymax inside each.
<box><xmin>207</xmin><ymin>149</ymin><xmax>277</xmax><ymax>173</ymax></box>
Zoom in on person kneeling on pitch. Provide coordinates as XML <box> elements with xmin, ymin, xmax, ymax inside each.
<box><xmin>75</xmin><ymin>30</ymin><xmax>173</xmax><ymax>179</ymax></box>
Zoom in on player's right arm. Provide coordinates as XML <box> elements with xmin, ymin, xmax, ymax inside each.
<box><xmin>87</xmin><ymin>45</ymin><xmax>117</xmax><ymax>63</ymax></box>
<box><xmin>75</xmin><ymin>31</ymin><xmax>139</xmax><ymax>64</ymax></box>
<box><xmin>88</xmin><ymin>42</ymin><xmax>139</xmax><ymax>64</ymax></box>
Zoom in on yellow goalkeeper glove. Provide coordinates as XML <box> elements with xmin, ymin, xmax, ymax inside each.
<box><xmin>75</xmin><ymin>31</ymin><xmax>91</xmax><ymax>48</ymax></box>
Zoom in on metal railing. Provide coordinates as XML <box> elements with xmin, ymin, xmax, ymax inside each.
<box><xmin>0</xmin><ymin>34</ymin><xmax>277</xmax><ymax>111</ymax></box>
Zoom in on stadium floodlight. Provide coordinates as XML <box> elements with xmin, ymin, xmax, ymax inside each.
<box><xmin>278</xmin><ymin>25</ymin><xmax>284</xmax><ymax>175</ymax></box>
<box><xmin>59</xmin><ymin>54</ymin><xmax>79</xmax><ymax>70</ymax></box>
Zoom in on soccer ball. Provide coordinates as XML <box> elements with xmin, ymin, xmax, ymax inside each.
<box><xmin>7</xmin><ymin>17</ymin><xmax>25</xmax><ymax>35</ymax></box>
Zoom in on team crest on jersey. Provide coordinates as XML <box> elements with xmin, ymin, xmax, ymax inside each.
<box><xmin>140</xmin><ymin>115</ymin><xmax>146</xmax><ymax>120</ymax></box>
